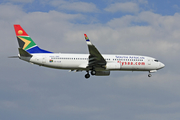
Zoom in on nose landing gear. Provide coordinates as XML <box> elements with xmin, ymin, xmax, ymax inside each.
<box><xmin>148</xmin><ymin>74</ymin><xmax>152</xmax><ymax>77</ymax></box>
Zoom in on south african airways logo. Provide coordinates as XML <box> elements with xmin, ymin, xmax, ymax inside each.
<box><xmin>49</xmin><ymin>59</ymin><xmax>53</xmax><ymax>62</ymax></box>
<box><xmin>18</xmin><ymin>30</ymin><xmax>23</xmax><ymax>35</ymax></box>
<box><xmin>17</xmin><ymin>36</ymin><xmax>36</xmax><ymax>50</ymax></box>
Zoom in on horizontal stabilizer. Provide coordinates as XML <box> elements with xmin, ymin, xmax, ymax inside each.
<box><xmin>18</xmin><ymin>48</ymin><xmax>32</xmax><ymax>57</ymax></box>
<box><xmin>8</xmin><ymin>56</ymin><xmax>19</xmax><ymax>58</ymax></box>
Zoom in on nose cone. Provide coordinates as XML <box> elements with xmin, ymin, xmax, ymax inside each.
<box><xmin>162</xmin><ymin>63</ymin><xmax>165</xmax><ymax>68</ymax></box>
<box><xmin>159</xmin><ymin>62</ymin><xmax>165</xmax><ymax>69</ymax></box>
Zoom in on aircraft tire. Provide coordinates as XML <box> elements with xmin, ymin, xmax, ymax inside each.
<box><xmin>148</xmin><ymin>74</ymin><xmax>152</xmax><ymax>77</ymax></box>
<box><xmin>91</xmin><ymin>70</ymin><xmax>96</xmax><ymax>75</ymax></box>
<box><xmin>85</xmin><ymin>74</ymin><xmax>90</xmax><ymax>79</ymax></box>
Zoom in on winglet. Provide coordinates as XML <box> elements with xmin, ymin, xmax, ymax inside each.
<box><xmin>84</xmin><ymin>34</ymin><xmax>92</xmax><ymax>45</ymax></box>
<box><xmin>84</xmin><ymin>34</ymin><xmax>90</xmax><ymax>41</ymax></box>
<box><xmin>84</xmin><ymin>34</ymin><xmax>106</xmax><ymax>67</ymax></box>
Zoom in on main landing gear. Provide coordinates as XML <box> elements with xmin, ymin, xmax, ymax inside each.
<box><xmin>91</xmin><ymin>70</ymin><xmax>96</xmax><ymax>75</ymax></box>
<box><xmin>85</xmin><ymin>70</ymin><xmax>96</xmax><ymax>79</ymax></box>
<box><xmin>85</xmin><ymin>71</ymin><xmax>90</xmax><ymax>79</ymax></box>
<box><xmin>85</xmin><ymin>73</ymin><xmax>90</xmax><ymax>79</ymax></box>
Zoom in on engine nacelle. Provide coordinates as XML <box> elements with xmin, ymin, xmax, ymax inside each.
<box><xmin>95</xmin><ymin>71</ymin><xmax>110</xmax><ymax>76</ymax></box>
<box><xmin>106</xmin><ymin>63</ymin><xmax>121</xmax><ymax>70</ymax></box>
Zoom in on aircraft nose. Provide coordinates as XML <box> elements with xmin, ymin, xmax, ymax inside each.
<box><xmin>160</xmin><ymin>62</ymin><xmax>165</xmax><ymax>68</ymax></box>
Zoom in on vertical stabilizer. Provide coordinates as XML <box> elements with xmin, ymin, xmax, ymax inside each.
<box><xmin>14</xmin><ymin>24</ymin><xmax>52</xmax><ymax>54</ymax></box>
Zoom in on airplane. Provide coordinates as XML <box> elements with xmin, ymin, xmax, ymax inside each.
<box><xmin>12</xmin><ymin>24</ymin><xmax>165</xmax><ymax>79</ymax></box>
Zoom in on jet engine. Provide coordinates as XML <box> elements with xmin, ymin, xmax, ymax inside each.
<box><xmin>95</xmin><ymin>71</ymin><xmax>110</xmax><ymax>76</ymax></box>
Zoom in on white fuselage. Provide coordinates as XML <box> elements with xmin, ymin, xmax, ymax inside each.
<box><xmin>19</xmin><ymin>53</ymin><xmax>165</xmax><ymax>72</ymax></box>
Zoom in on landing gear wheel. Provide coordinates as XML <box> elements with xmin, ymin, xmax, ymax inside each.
<box><xmin>85</xmin><ymin>74</ymin><xmax>90</xmax><ymax>79</ymax></box>
<box><xmin>91</xmin><ymin>70</ymin><xmax>96</xmax><ymax>75</ymax></box>
<box><xmin>148</xmin><ymin>74</ymin><xmax>152</xmax><ymax>77</ymax></box>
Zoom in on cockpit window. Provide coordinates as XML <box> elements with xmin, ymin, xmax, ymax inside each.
<box><xmin>154</xmin><ymin>60</ymin><xmax>159</xmax><ymax>62</ymax></box>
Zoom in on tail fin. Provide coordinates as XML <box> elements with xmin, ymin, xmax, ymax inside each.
<box><xmin>14</xmin><ymin>24</ymin><xmax>52</xmax><ymax>54</ymax></box>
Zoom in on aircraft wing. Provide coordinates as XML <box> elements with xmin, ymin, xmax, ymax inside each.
<box><xmin>84</xmin><ymin>34</ymin><xmax>106</xmax><ymax>69</ymax></box>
